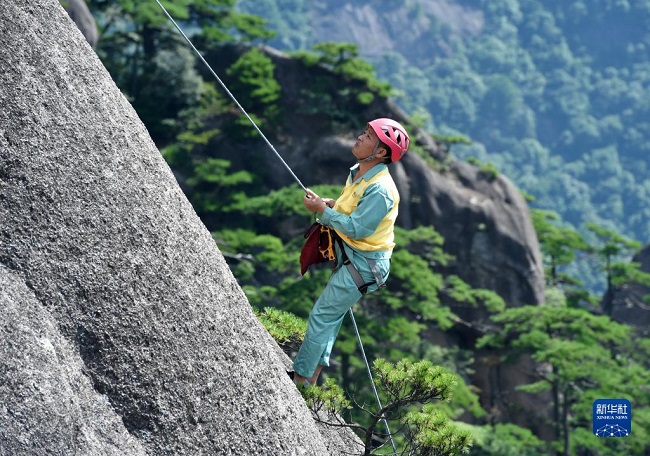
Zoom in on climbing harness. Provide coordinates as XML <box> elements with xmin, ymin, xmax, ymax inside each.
<box><xmin>334</xmin><ymin>236</ymin><xmax>385</xmax><ymax>295</ymax></box>
<box><xmin>300</xmin><ymin>221</ymin><xmax>386</xmax><ymax>295</ymax></box>
<box><xmin>153</xmin><ymin>0</ymin><xmax>307</xmax><ymax>194</ymax></box>
<box><xmin>154</xmin><ymin>1</ymin><xmax>396</xmax><ymax>451</ymax></box>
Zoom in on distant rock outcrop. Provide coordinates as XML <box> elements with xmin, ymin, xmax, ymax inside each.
<box><xmin>311</xmin><ymin>1</ymin><xmax>484</xmax><ymax>61</ymax></box>
<box><xmin>1</xmin><ymin>2</ymin><xmax>333</xmax><ymax>454</ymax></box>
<box><xmin>62</xmin><ymin>0</ymin><xmax>98</xmax><ymax>48</ymax></box>
<box><xmin>602</xmin><ymin>245</ymin><xmax>650</xmax><ymax>337</ymax></box>
<box><xmin>397</xmin><ymin>152</ymin><xmax>545</xmax><ymax>310</ymax></box>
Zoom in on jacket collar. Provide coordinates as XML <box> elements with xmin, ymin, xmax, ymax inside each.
<box><xmin>349</xmin><ymin>163</ymin><xmax>387</xmax><ymax>183</ymax></box>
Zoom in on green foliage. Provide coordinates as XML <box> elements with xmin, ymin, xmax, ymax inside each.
<box><xmin>586</xmin><ymin>222</ymin><xmax>641</xmax><ymax>260</ymax></box>
<box><xmin>585</xmin><ymin>222</ymin><xmax>650</xmax><ymax>313</ymax></box>
<box><xmin>301</xmin><ymin>42</ymin><xmax>392</xmax><ymax>97</ymax></box>
<box><xmin>444</xmin><ymin>276</ymin><xmax>505</xmax><ymax>313</ymax></box>
<box><xmin>356</xmin><ymin>91</ymin><xmax>375</xmax><ymax>105</ymax></box>
<box><xmin>289</xmin><ymin>42</ymin><xmax>392</xmax><ymax>124</ymax></box>
<box><xmin>374</xmin><ymin>359</ymin><xmax>473</xmax><ymax>455</ymax></box>
<box><xmin>432</xmin><ymin>134</ymin><xmax>472</xmax><ymax>155</ymax></box>
<box><xmin>374</xmin><ymin>358</ymin><xmax>457</xmax><ymax>406</ymax></box>
<box><xmin>304</xmin><ymin>359</ymin><xmax>472</xmax><ymax>456</ymax></box>
<box><xmin>465</xmin><ymin>157</ymin><xmax>499</xmax><ymax>181</ymax></box>
<box><xmin>185</xmin><ymin>157</ymin><xmax>254</xmax><ymax>214</ymax></box>
<box><xmin>229</xmin><ymin>184</ymin><xmax>339</xmax><ymax>219</ymax></box>
<box><xmin>137</xmin><ymin>45</ymin><xmax>205</xmax><ymax>142</ymax></box>
<box><xmin>531</xmin><ymin>211</ymin><xmax>650</xmax><ymax>310</ymax></box>
<box><xmin>388</xmin><ymin>248</ymin><xmax>448</xmax><ymax>324</ymax></box>
<box><xmin>302</xmin><ymin>377</ymin><xmax>352</xmax><ymax>416</ymax></box>
<box><xmin>610</xmin><ymin>261</ymin><xmax>650</xmax><ymax>287</ymax></box>
<box><xmin>394</xmin><ymin>226</ymin><xmax>450</xmax><ymax>265</ymax></box>
<box><xmin>477</xmin><ymin>304</ymin><xmax>650</xmax><ymax>456</ymax></box>
<box><xmin>253</xmin><ymin>307</ymin><xmax>306</xmax><ymax>351</ymax></box>
<box><xmin>381</xmin><ymin>226</ymin><xmax>505</xmax><ymax>328</ymax></box>
<box><xmin>226</xmin><ymin>47</ymin><xmax>282</xmax><ymax>132</ymax></box>
<box><xmin>467</xmin><ymin>423</ymin><xmax>544</xmax><ymax>456</ymax></box>
<box><xmin>478</xmin><ymin>162</ymin><xmax>499</xmax><ymax>181</ymax></box>
<box><xmin>403</xmin><ymin>406</ymin><xmax>473</xmax><ymax>456</ymax></box>
<box><xmin>531</xmin><ymin>209</ymin><xmax>591</xmax><ymax>291</ymax></box>
<box><xmin>87</xmin><ymin>0</ymin><xmax>272</xmax><ymax>143</ymax></box>
<box><xmin>188</xmin><ymin>157</ymin><xmax>252</xmax><ymax>187</ymax></box>
<box><xmin>213</xmin><ymin>229</ymin><xmax>295</xmax><ymax>275</ymax></box>
<box><xmin>165</xmin><ymin>83</ymin><xmax>262</xmax><ymax>220</ymax></box>
<box><xmin>163</xmin><ymin>81</ymin><xmax>228</xmax><ymax>155</ymax></box>
<box><xmin>225</xmin><ymin>12</ymin><xmax>276</xmax><ymax>43</ymax></box>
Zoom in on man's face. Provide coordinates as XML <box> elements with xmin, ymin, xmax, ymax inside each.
<box><xmin>352</xmin><ymin>127</ymin><xmax>381</xmax><ymax>161</ymax></box>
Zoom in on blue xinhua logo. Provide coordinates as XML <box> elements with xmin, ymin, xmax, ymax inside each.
<box><xmin>593</xmin><ymin>399</ymin><xmax>632</xmax><ymax>437</ymax></box>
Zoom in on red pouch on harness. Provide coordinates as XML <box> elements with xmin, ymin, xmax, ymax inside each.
<box><xmin>299</xmin><ymin>222</ymin><xmax>336</xmax><ymax>275</ymax></box>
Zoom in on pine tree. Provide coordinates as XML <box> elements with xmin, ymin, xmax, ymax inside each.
<box><xmin>477</xmin><ymin>304</ymin><xmax>649</xmax><ymax>456</ymax></box>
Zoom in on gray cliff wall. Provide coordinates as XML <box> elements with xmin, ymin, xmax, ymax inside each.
<box><xmin>603</xmin><ymin>245</ymin><xmax>650</xmax><ymax>337</ymax></box>
<box><xmin>0</xmin><ymin>1</ymin><xmax>330</xmax><ymax>454</ymax></box>
<box><xmin>62</xmin><ymin>0</ymin><xmax>98</xmax><ymax>48</ymax></box>
<box><xmin>1</xmin><ymin>266</ymin><xmax>147</xmax><ymax>455</ymax></box>
<box><xmin>396</xmin><ymin>153</ymin><xmax>545</xmax><ymax>309</ymax></box>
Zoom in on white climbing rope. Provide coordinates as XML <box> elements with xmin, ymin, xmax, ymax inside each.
<box><xmin>154</xmin><ymin>0</ymin><xmax>307</xmax><ymax>193</ymax></box>
<box><xmin>349</xmin><ymin>308</ymin><xmax>397</xmax><ymax>455</ymax></box>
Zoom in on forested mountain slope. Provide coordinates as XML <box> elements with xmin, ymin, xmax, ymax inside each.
<box><xmin>237</xmin><ymin>0</ymin><xmax>650</xmax><ymax>292</ymax></box>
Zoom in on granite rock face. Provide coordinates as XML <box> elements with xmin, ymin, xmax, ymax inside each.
<box><xmin>0</xmin><ymin>266</ymin><xmax>147</xmax><ymax>455</ymax></box>
<box><xmin>0</xmin><ymin>2</ymin><xmax>330</xmax><ymax>454</ymax></box>
<box><xmin>396</xmin><ymin>154</ymin><xmax>545</xmax><ymax>309</ymax></box>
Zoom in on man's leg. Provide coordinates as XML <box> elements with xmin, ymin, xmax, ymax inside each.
<box><xmin>293</xmin><ymin>267</ymin><xmax>361</xmax><ymax>383</ymax></box>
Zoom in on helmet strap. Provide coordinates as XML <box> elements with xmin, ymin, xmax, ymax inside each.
<box><xmin>359</xmin><ymin>140</ymin><xmax>382</xmax><ymax>163</ymax></box>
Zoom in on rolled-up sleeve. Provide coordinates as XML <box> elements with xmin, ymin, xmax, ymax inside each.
<box><xmin>320</xmin><ymin>183</ymin><xmax>394</xmax><ymax>239</ymax></box>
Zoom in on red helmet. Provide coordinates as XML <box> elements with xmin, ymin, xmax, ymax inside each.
<box><xmin>368</xmin><ymin>118</ymin><xmax>410</xmax><ymax>162</ymax></box>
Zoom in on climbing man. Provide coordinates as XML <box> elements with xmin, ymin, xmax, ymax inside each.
<box><xmin>291</xmin><ymin>118</ymin><xmax>410</xmax><ymax>386</ymax></box>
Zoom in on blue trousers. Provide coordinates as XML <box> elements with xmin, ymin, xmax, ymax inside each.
<box><xmin>293</xmin><ymin>246</ymin><xmax>389</xmax><ymax>378</ymax></box>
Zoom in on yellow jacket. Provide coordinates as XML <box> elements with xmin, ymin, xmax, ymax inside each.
<box><xmin>328</xmin><ymin>164</ymin><xmax>399</xmax><ymax>253</ymax></box>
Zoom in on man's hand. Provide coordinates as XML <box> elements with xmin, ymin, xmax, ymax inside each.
<box><xmin>303</xmin><ymin>189</ymin><xmax>327</xmax><ymax>213</ymax></box>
